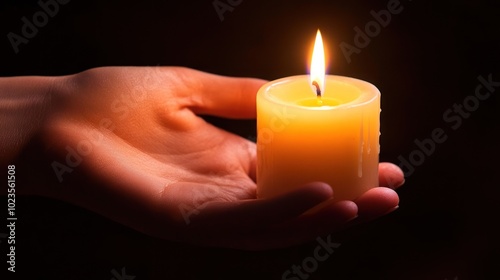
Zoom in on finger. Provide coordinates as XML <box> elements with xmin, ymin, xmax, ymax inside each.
<box><xmin>249</xmin><ymin>153</ymin><xmax>256</xmax><ymax>182</ymax></box>
<box><xmin>192</xmin><ymin>182</ymin><xmax>334</xmax><ymax>228</ymax></box>
<box><xmin>188</xmin><ymin>198</ymin><xmax>358</xmax><ymax>251</ymax></box>
<box><xmin>379</xmin><ymin>162</ymin><xmax>405</xmax><ymax>189</ymax></box>
<box><xmin>245</xmin><ymin>140</ymin><xmax>256</xmax><ymax>182</ymax></box>
<box><xmin>217</xmin><ymin>200</ymin><xmax>357</xmax><ymax>251</ymax></box>
<box><xmin>353</xmin><ymin>187</ymin><xmax>399</xmax><ymax>223</ymax></box>
<box><xmin>226</xmin><ymin>135</ymin><xmax>256</xmax><ymax>182</ymax></box>
<box><xmin>171</xmin><ymin>67</ymin><xmax>267</xmax><ymax>118</ymax></box>
<box><xmin>251</xmin><ymin>200</ymin><xmax>358</xmax><ymax>250</ymax></box>
<box><xmin>187</xmin><ymin>183</ymin><xmax>358</xmax><ymax>250</ymax></box>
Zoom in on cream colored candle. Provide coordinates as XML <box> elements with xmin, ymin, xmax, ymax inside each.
<box><xmin>256</xmin><ymin>75</ymin><xmax>380</xmax><ymax>201</ymax></box>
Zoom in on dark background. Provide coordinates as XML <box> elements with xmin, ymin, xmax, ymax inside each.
<box><xmin>1</xmin><ymin>0</ymin><xmax>499</xmax><ymax>279</ymax></box>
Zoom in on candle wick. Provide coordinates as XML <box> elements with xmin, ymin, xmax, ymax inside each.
<box><xmin>312</xmin><ymin>81</ymin><xmax>321</xmax><ymax>97</ymax></box>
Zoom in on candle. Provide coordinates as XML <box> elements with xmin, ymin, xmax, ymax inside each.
<box><xmin>256</xmin><ymin>30</ymin><xmax>380</xmax><ymax>201</ymax></box>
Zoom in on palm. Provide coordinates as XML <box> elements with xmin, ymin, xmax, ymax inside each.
<box><xmin>40</xmin><ymin>67</ymin><xmax>404</xmax><ymax>250</ymax></box>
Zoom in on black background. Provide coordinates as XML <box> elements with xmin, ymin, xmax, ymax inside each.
<box><xmin>1</xmin><ymin>0</ymin><xmax>499</xmax><ymax>279</ymax></box>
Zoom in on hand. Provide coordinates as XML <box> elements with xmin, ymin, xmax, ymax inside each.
<box><xmin>28</xmin><ymin>67</ymin><xmax>403</xmax><ymax>250</ymax></box>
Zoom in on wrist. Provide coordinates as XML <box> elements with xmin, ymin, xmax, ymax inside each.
<box><xmin>0</xmin><ymin>75</ymin><xmax>69</xmax><ymax>166</ymax></box>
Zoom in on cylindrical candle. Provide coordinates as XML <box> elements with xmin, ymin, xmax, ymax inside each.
<box><xmin>256</xmin><ymin>75</ymin><xmax>380</xmax><ymax>201</ymax></box>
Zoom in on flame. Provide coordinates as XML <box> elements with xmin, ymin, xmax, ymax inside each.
<box><xmin>310</xmin><ymin>29</ymin><xmax>325</xmax><ymax>96</ymax></box>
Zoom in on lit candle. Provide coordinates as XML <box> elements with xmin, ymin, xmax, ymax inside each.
<box><xmin>256</xmin><ymin>30</ymin><xmax>380</xmax><ymax>201</ymax></box>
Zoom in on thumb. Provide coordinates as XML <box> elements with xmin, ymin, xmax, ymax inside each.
<box><xmin>170</xmin><ymin>67</ymin><xmax>267</xmax><ymax>119</ymax></box>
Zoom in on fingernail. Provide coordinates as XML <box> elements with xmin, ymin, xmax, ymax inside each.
<box><xmin>396</xmin><ymin>179</ymin><xmax>405</xmax><ymax>188</ymax></box>
<box><xmin>384</xmin><ymin>205</ymin><xmax>399</xmax><ymax>215</ymax></box>
<box><xmin>346</xmin><ymin>214</ymin><xmax>359</xmax><ymax>223</ymax></box>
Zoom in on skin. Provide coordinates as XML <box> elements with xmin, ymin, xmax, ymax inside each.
<box><xmin>1</xmin><ymin>66</ymin><xmax>404</xmax><ymax>250</ymax></box>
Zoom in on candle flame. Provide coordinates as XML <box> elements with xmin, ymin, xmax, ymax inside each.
<box><xmin>310</xmin><ymin>29</ymin><xmax>325</xmax><ymax>96</ymax></box>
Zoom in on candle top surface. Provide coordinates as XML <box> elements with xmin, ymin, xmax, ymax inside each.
<box><xmin>295</xmin><ymin>97</ymin><xmax>340</xmax><ymax>107</ymax></box>
<box><xmin>260</xmin><ymin>75</ymin><xmax>380</xmax><ymax>111</ymax></box>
